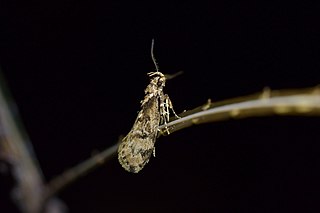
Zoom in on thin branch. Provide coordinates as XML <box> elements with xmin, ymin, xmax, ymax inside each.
<box><xmin>158</xmin><ymin>86</ymin><xmax>320</xmax><ymax>134</ymax></box>
<box><xmin>44</xmin><ymin>142</ymin><xmax>118</xmax><ymax>200</ymax></box>
<box><xmin>45</xmin><ymin>86</ymin><xmax>320</xmax><ymax>200</ymax></box>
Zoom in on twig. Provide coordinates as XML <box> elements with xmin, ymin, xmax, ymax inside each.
<box><xmin>158</xmin><ymin>86</ymin><xmax>320</xmax><ymax>134</ymax></box>
<box><xmin>44</xmin><ymin>142</ymin><xmax>118</xmax><ymax>200</ymax></box>
<box><xmin>45</xmin><ymin>86</ymin><xmax>320</xmax><ymax>200</ymax></box>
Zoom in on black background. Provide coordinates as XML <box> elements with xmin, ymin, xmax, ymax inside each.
<box><xmin>1</xmin><ymin>1</ymin><xmax>320</xmax><ymax>212</ymax></box>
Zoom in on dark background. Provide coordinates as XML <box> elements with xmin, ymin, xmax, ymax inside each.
<box><xmin>1</xmin><ymin>1</ymin><xmax>320</xmax><ymax>212</ymax></box>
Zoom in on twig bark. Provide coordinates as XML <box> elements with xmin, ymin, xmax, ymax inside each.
<box><xmin>44</xmin><ymin>143</ymin><xmax>118</xmax><ymax>201</ymax></box>
<box><xmin>159</xmin><ymin>87</ymin><xmax>320</xmax><ymax>134</ymax></box>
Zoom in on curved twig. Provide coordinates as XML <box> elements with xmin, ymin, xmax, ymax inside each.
<box><xmin>45</xmin><ymin>86</ymin><xmax>320</xmax><ymax>200</ymax></box>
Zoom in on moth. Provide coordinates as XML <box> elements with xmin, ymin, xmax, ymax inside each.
<box><xmin>118</xmin><ymin>40</ymin><xmax>179</xmax><ymax>173</ymax></box>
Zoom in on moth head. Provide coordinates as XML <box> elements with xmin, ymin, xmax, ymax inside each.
<box><xmin>148</xmin><ymin>72</ymin><xmax>166</xmax><ymax>87</ymax></box>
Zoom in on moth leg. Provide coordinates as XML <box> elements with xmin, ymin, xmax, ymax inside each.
<box><xmin>164</xmin><ymin>94</ymin><xmax>180</xmax><ymax>119</ymax></box>
<box><xmin>160</xmin><ymin>94</ymin><xmax>181</xmax><ymax>135</ymax></box>
<box><xmin>159</xmin><ymin>95</ymin><xmax>170</xmax><ymax>134</ymax></box>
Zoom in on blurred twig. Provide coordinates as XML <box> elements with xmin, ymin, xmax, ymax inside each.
<box><xmin>0</xmin><ymin>70</ymin><xmax>65</xmax><ymax>213</ymax></box>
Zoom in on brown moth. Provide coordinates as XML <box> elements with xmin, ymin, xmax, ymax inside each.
<box><xmin>118</xmin><ymin>40</ymin><xmax>179</xmax><ymax>173</ymax></box>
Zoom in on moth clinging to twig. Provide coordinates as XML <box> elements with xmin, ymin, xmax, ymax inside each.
<box><xmin>118</xmin><ymin>39</ymin><xmax>180</xmax><ymax>173</ymax></box>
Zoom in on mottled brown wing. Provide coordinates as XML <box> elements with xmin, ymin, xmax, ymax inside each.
<box><xmin>118</xmin><ymin>96</ymin><xmax>161</xmax><ymax>173</ymax></box>
<box><xmin>118</xmin><ymin>130</ymin><xmax>157</xmax><ymax>173</ymax></box>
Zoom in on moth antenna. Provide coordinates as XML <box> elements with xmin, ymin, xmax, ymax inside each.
<box><xmin>151</xmin><ymin>39</ymin><xmax>160</xmax><ymax>72</ymax></box>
